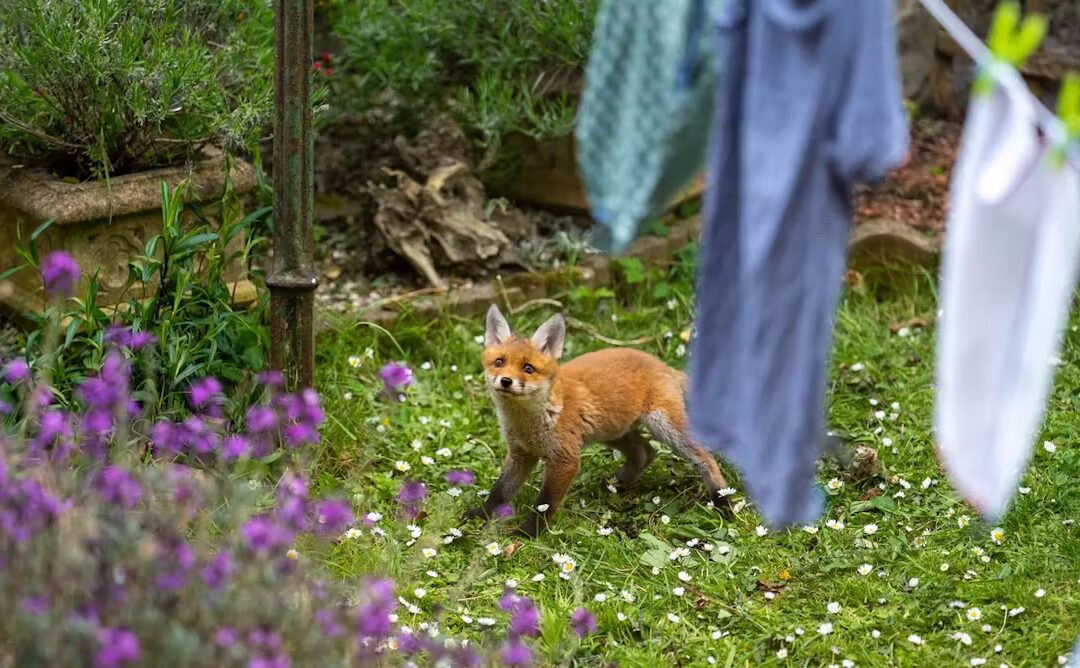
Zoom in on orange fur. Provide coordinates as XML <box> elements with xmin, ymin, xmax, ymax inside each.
<box><xmin>465</xmin><ymin>305</ymin><xmax>729</xmax><ymax>537</ymax></box>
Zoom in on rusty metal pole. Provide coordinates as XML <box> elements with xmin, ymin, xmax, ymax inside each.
<box><xmin>269</xmin><ymin>0</ymin><xmax>317</xmax><ymax>391</ymax></box>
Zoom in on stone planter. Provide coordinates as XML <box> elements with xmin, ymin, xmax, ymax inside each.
<box><xmin>495</xmin><ymin>131</ymin><xmax>705</xmax><ymax>214</ymax></box>
<box><xmin>0</xmin><ymin>151</ymin><xmax>259</xmax><ymax>319</ymax></box>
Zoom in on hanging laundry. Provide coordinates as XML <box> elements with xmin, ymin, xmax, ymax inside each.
<box><xmin>935</xmin><ymin>62</ymin><xmax>1080</xmax><ymax>521</ymax></box>
<box><xmin>574</xmin><ymin>0</ymin><xmax>719</xmax><ymax>254</ymax></box>
<box><xmin>688</xmin><ymin>0</ymin><xmax>909</xmax><ymax>528</ymax></box>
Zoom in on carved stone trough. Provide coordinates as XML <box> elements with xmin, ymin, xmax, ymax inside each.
<box><xmin>0</xmin><ymin>150</ymin><xmax>258</xmax><ymax>321</ymax></box>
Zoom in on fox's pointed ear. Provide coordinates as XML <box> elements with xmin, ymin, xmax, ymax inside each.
<box><xmin>485</xmin><ymin>304</ymin><xmax>511</xmax><ymax>347</ymax></box>
<box><xmin>531</xmin><ymin>313</ymin><xmax>566</xmax><ymax>359</ymax></box>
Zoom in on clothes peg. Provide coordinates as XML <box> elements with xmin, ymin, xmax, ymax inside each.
<box><xmin>974</xmin><ymin>1</ymin><xmax>1047</xmax><ymax>95</ymax></box>
<box><xmin>1059</xmin><ymin>73</ymin><xmax>1080</xmax><ymax>139</ymax></box>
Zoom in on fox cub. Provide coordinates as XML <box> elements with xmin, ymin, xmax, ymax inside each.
<box><xmin>465</xmin><ymin>304</ymin><xmax>729</xmax><ymax>538</ymax></box>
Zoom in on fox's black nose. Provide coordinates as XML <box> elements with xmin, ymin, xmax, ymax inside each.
<box><xmin>500</xmin><ymin>376</ymin><xmax>513</xmax><ymax>389</ymax></box>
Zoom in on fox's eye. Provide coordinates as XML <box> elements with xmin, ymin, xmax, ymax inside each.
<box><xmin>523</xmin><ymin>363</ymin><xmax>535</xmax><ymax>374</ymax></box>
<box><xmin>494</xmin><ymin>358</ymin><xmax>504</xmax><ymax>368</ymax></box>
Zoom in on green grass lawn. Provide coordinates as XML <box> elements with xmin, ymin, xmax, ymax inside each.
<box><xmin>310</xmin><ymin>247</ymin><xmax>1080</xmax><ymax>667</ymax></box>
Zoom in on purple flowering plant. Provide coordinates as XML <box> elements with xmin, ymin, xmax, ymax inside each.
<box><xmin>0</xmin><ymin>252</ymin><xmax>593</xmax><ymax>666</ymax></box>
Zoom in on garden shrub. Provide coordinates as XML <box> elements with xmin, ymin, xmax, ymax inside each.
<box><xmin>331</xmin><ymin>0</ymin><xmax>597</xmax><ymax>158</ymax></box>
<box><xmin>6</xmin><ymin>182</ymin><xmax>270</xmax><ymax>416</ymax></box>
<box><xmin>0</xmin><ymin>0</ymin><xmax>274</xmax><ymax>179</ymax></box>
<box><xmin>0</xmin><ymin>252</ymin><xmax>590</xmax><ymax>667</ymax></box>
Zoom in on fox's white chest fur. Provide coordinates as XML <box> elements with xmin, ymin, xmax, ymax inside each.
<box><xmin>493</xmin><ymin>399</ymin><xmax>562</xmax><ymax>459</ymax></box>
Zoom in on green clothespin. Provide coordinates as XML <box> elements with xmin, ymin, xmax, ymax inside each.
<box><xmin>974</xmin><ymin>2</ymin><xmax>1047</xmax><ymax>96</ymax></box>
<box><xmin>1059</xmin><ymin>73</ymin><xmax>1080</xmax><ymax>139</ymax></box>
<box><xmin>1050</xmin><ymin>72</ymin><xmax>1080</xmax><ymax>167</ymax></box>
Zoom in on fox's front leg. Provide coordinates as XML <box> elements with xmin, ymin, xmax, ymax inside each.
<box><xmin>516</xmin><ymin>452</ymin><xmax>580</xmax><ymax>539</ymax></box>
<box><xmin>463</xmin><ymin>452</ymin><xmax>537</xmax><ymax>522</ymax></box>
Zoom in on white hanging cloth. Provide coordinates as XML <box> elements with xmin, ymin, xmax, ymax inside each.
<box><xmin>935</xmin><ymin>61</ymin><xmax>1080</xmax><ymax>519</ymax></box>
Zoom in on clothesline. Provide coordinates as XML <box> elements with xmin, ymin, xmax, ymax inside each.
<box><xmin>917</xmin><ymin>0</ymin><xmax>1080</xmax><ymax>172</ymax></box>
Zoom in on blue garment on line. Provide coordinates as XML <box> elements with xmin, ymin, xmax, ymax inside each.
<box><xmin>688</xmin><ymin>0</ymin><xmax>909</xmax><ymax>528</ymax></box>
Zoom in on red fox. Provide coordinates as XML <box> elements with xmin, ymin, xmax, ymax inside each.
<box><xmin>465</xmin><ymin>304</ymin><xmax>730</xmax><ymax>537</ymax></box>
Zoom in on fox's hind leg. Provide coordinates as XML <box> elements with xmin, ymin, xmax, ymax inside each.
<box><xmin>608</xmin><ymin>432</ymin><xmax>657</xmax><ymax>492</ymax></box>
<box><xmin>642</xmin><ymin>406</ymin><xmax>729</xmax><ymax>506</ymax></box>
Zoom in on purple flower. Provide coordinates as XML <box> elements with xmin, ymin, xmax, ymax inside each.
<box><xmin>104</xmin><ymin>326</ymin><xmax>156</xmax><ymax>350</ymax></box>
<box><xmin>501</xmin><ymin>640</ymin><xmax>532</xmax><ymax>666</ymax></box>
<box><xmin>247</xmin><ymin>629</ymin><xmax>283</xmax><ymax>650</ymax></box>
<box><xmin>31</xmin><ymin>410</ymin><xmax>73</xmax><ymax>461</ymax></box>
<box><xmin>0</xmin><ymin>477</ymin><xmax>65</xmax><ymax>542</ymax></box>
<box><xmin>256</xmin><ymin>370</ymin><xmax>284</xmax><ymax>388</ymax></box>
<box><xmin>202</xmin><ymin>550</ymin><xmax>235</xmax><ymax>591</ymax></box>
<box><xmin>214</xmin><ymin>627</ymin><xmax>238</xmax><ymax>647</ymax></box>
<box><xmin>155</xmin><ymin>537</ymin><xmax>196</xmax><ymax>591</ymax></box>
<box><xmin>248</xmin><ymin>655</ymin><xmax>290</xmax><ymax>668</ymax></box>
<box><xmin>241</xmin><ymin>515</ymin><xmax>295</xmax><ymax>555</ymax></box>
<box><xmin>150</xmin><ymin>421</ymin><xmax>181</xmax><ymax>456</ymax></box>
<box><xmin>508</xmin><ymin>598</ymin><xmax>540</xmax><ymax>638</ymax></box>
<box><xmin>21</xmin><ymin>595</ymin><xmax>48</xmax><ymax>615</ymax></box>
<box><xmin>396</xmin><ymin>631</ymin><xmax>422</xmax><ymax>654</ymax></box>
<box><xmin>379</xmin><ymin>362</ymin><xmax>413</xmax><ymax>391</ymax></box>
<box><xmin>570</xmin><ymin>608</ymin><xmax>597</xmax><ymax>637</ymax></box>
<box><xmin>316</xmin><ymin>608</ymin><xmax>344</xmax><ymax>638</ymax></box>
<box><xmin>93</xmin><ymin>627</ymin><xmax>139</xmax><ymax>668</ymax></box>
<box><xmin>30</xmin><ymin>385</ymin><xmax>53</xmax><ymax>409</ymax></box>
<box><xmin>446</xmin><ymin>469</ymin><xmax>475</xmax><ymax>486</ymax></box>
<box><xmin>94</xmin><ymin>466</ymin><xmax>142</xmax><ymax>508</ymax></box>
<box><xmin>278</xmin><ymin>389</ymin><xmax>324</xmax><ymax>448</ymax></box>
<box><xmin>245</xmin><ymin>405</ymin><xmax>277</xmax><ymax>433</ymax></box>
<box><xmin>314</xmin><ymin>499</ymin><xmax>354</xmax><ymax>536</ymax></box>
<box><xmin>356</xmin><ymin>578</ymin><xmax>396</xmax><ymax>639</ymax></box>
<box><xmin>189</xmin><ymin>377</ymin><xmax>223</xmax><ymax>412</ymax></box>
<box><xmin>3</xmin><ymin>358</ymin><xmax>29</xmax><ymax>383</ymax></box>
<box><xmin>397</xmin><ymin>480</ymin><xmax>428</xmax><ymax>504</ymax></box>
<box><xmin>495</xmin><ymin>503</ymin><xmax>514</xmax><ymax>518</ymax></box>
<box><xmin>41</xmin><ymin>251</ymin><xmax>80</xmax><ymax>299</ymax></box>
<box><xmin>221</xmin><ymin>435</ymin><xmax>249</xmax><ymax>461</ymax></box>
<box><xmin>275</xmin><ymin>473</ymin><xmax>310</xmax><ymax>531</ymax></box>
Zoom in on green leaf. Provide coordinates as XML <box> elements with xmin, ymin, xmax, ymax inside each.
<box><xmin>652</xmin><ymin>281</ymin><xmax>672</xmax><ymax>299</ymax></box>
<box><xmin>638</xmin><ymin>531</ymin><xmax>670</xmax><ymax>552</ymax></box>
<box><xmin>849</xmin><ymin>496</ymin><xmax>896</xmax><ymax>514</ymax></box>
<box><xmin>0</xmin><ymin>264</ymin><xmax>26</xmax><ymax>282</ymax></box>
<box><xmin>639</xmin><ymin>548</ymin><xmax>669</xmax><ymax>570</ymax></box>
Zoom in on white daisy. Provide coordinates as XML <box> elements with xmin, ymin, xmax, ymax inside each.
<box><xmin>717</xmin><ymin>487</ymin><xmax>737</xmax><ymax>497</ymax></box>
<box><xmin>756</xmin><ymin>525</ymin><xmax>768</xmax><ymax>537</ymax></box>
<box><xmin>395</xmin><ymin>461</ymin><xmax>411</xmax><ymax>472</ymax></box>
<box><xmin>966</xmin><ymin>608</ymin><xmax>982</xmax><ymax>622</ymax></box>
<box><xmin>661</xmin><ymin>514</ymin><xmax>671</xmax><ymax>525</ymax></box>
<box><xmin>908</xmin><ymin>634</ymin><xmax>923</xmax><ymax>645</ymax></box>
<box><xmin>826</xmin><ymin>519</ymin><xmax>846</xmax><ymax>530</ymax></box>
<box><xmin>667</xmin><ymin>613</ymin><xmax>681</xmax><ymax>623</ymax></box>
<box><xmin>863</xmin><ymin>523</ymin><xmax>878</xmax><ymax>535</ymax></box>
<box><xmin>827</xmin><ymin>602</ymin><xmax>842</xmax><ymax>614</ymax></box>
<box><xmin>827</xmin><ymin>478</ymin><xmax>844</xmax><ymax>491</ymax></box>
<box><xmin>673</xmin><ymin>586</ymin><xmax>685</xmax><ymax>596</ymax></box>
<box><xmin>858</xmin><ymin>563</ymin><xmax>874</xmax><ymax>576</ymax></box>
<box><xmin>818</xmin><ymin>622</ymin><xmax>834</xmax><ymax>635</ymax></box>
<box><xmin>344</xmin><ymin>528</ymin><xmax>363</xmax><ymax>539</ymax></box>
<box><xmin>678</xmin><ymin>571</ymin><xmax>692</xmax><ymax>582</ymax></box>
<box><xmin>597</xmin><ymin>527</ymin><xmax>613</xmax><ymax>536</ymax></box>
<box><xmin>1044</xmin><ymin>441</ymin><xmax>1057</xmax><ymax>453</ymax></box>
<box><xmin>485</xmin><ymin>542</ymin><xmax>500</xmax><ymax>556</ymax></box>
<box><xmin>990</xmin><ymin>527</ymin><xmax>1005</xmax><ymax>544</ymax></box>
<box><xmin>804</xmin><ymin>525</ymin><xmax>820</xmax><ymax>534</ymax></box>
<box><xmin>958</xmin><ymin>515</ymin><xmax>971</xmax><ymax>528</ymax></box>
<box><xmin>952</xmin><ymin>632</ymin><xmax>973</xmax><ymax>645</ymax></box>
<box><xmin>1035</xmin><ymin>588</ymin><xmax>1046</xmax><ymax>598</ymax></box>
